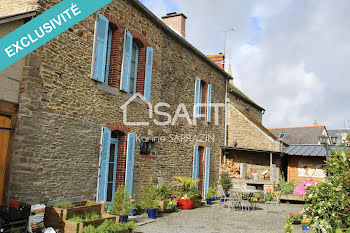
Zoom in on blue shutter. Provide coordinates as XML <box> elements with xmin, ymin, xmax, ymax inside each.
<box><xmin>204</xmin><ymin>147</ymin><xmax>210</xmax><ymax>199</ymax></box>
<box><xmin>125</xmin><ymin>133</ymin><xmax>136</xmax><ymax>195</ymax></box>
<box><xmin>194</xmin><ymin>77</ymin><xmax>201</xmax><ymax>119</ymax></box>
<box><xmin>104</xmin><ymin>27</ymin><xmax>112</xmax><ymax>84</ymax></box>
<box><xmin>144</xmin><ymin>47</ymin><xmax>154</xmax><ymax>101</ymax></box>
<box><xmin>97</xmin><ymin>127</ymin><xmax>111</xmax><ymax>202</ymax></box>
<box><xmin>192</xmin><ymin>145</ymin><xmax>199</xmax><ymax>189</ymax></box>
<box><xmin>121</xmin><ymin>30</ymin><xmax>133</xmax><ymax>92</ymax></box>
<box><xmin>207</xmin><ymin>84</ymin><xmax>212</xmax><ymax>123</ymax></box>
<box><xmin>92</xmin><ymin>14</ymin><xmax>109</xmax><ymax>82</ymax></box>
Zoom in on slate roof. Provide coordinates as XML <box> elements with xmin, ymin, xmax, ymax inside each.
<box><xmin>268</xmin><ymin>126</ymin><xmax>326</xmax><ymax>145</ymax></box>
<box><xmin>284</xmin><ymin>144</ymin><xmax>349</xmax><ymax>157</ymax></box>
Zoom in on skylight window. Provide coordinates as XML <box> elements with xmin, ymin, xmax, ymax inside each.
<box><xmin>278</xmin><ymin>133</ymin><xmax>286</xmax><ymax>140</ymax></box>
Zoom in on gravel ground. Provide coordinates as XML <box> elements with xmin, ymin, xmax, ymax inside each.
<box><xmin>137</xmin><ymin>202</ymin><xmax>305</xmax><ymax>233</ymax></box>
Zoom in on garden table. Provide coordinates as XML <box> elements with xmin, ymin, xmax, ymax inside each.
<box><xmin>230</xmin><ymin>189</ymin><xmax>263</xmax><ymax>211</ymax></box>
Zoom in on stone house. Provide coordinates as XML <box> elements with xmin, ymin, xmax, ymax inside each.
<box><xmin>0</xmin><ymin>0</ymin><xmax>242</xmax><ymax>204</ymax></box>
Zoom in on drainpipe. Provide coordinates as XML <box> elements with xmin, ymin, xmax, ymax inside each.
<box><xmin>224</xmin><ymin>78</ymin><xmax>228</xmax><ymax>146</ymax></box>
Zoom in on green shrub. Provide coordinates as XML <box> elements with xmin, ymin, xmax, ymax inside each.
<box><xmin>250</xmin><ymin>193</ymin><xmax>261</xmax><ymax>202</ymax></box>
<box><xmin>53</xmin><ymin>201</ymin><xmax>75</xmax><ymax>209</ymax></box>
<box><xmin>304</xmin><ymin>148</ymin><xmax>350</xmax><ymax>232</ymax></box>
<box><xmin>82</xmin><ymin>220</ymin><xmax>137</xmax><ymax>233</ymax></box>
<box><xmin>278</xmin><ymin>180</ymin><xmax>295</xmax><ymax>193</ymax></box>
<box><xmin>157</xmin><ymin>183</ymin><xmax>173</xmax><ymax>200</ymax></box>
<box><xmin>110</xmin><ymin>185</ymin><xmax>133</xmax><ymax>215</ymax></box>
<box><xmin>206</xmin><ymin>186</ymin><xmax>216</xmax><ymax>199</ymax></box>
<box><xmin>68</xmin><ymin>214</ymin><xmax>100</xmax><ymax>223</ymax></box>
<box><xmin>219</xmin><ymin>172</ymin><xmax>232</xmax><ymax>193</ymax></box>
<box><xmin>264</xmin><ymin>192</ymin><xmax>273</xmax><ymax>201</ymax></box>
<box><xmin>140</xmin><ymin>179</ymin><xmax>161</xmax><ymax>210</ymax></box>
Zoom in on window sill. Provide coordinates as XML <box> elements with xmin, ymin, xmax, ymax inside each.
<box><xmin>97</xmin><ymin>83</ymin><xmax>146</xmax><ymax>105</ymax></box>
<box><xmin>140</xmin><ymin>155</ymin><xmax>156</xmax><ymax>159</ymax></box>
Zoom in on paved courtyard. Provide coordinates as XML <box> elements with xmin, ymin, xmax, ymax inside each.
<box><xmin>137</xmin><ymin>202</ymin><xmax>305</xmax><ymax>233</ymax></box>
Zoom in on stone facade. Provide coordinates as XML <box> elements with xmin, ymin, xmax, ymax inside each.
<box><xmin>3</xmin><ymin>0</ymin><xmax>230</xmax><ymax>204</ymax></box>
<box><xmin>227</xmin><ymin>101</ymin><xmax>280</xmax><ymax>152</ymax></box>
<box><xmin>0</xmin><ymin>20</ymin><xmax>25</xmax><ymax>104</ymax></box>
<box><xmin>0</xmin><ymin>0</ymin><xmax>38</xmax><ymax>18</ymax></box>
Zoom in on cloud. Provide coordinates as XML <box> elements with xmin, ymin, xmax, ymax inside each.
<box><xmin>140</xmin><ymin>0</ymin><xmax>350</xmax><ymax>129</ymax></box>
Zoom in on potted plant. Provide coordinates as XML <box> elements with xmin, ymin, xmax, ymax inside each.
<box><xmin>140</xmin><ymin>179</ymin><xmax>161</xmax><ymax>219</ymax></box>
<box><xmin>174</xmin><ymin>176</ymin><xmax>199</xmax><ymax>210</ymax></box>
<box><xmin>219</xmin><ymin>172</ymin><xmax>232</xmax><ymax>195</ymax></box>
<box><xmin>156</xmin><ymin>183</ymin><xmax>173</xmax><ymax>212</ymax></box>
<box><xmin>205</xmin><ymin>187</ymin><xmax>215</xmax><ymax>204</ymax></box>
<box><xmin>244</xmin><ymin>173</ymin><xmax>250</xmax><ymax>180</ymax></box>
<box><xmin>164</xmin><ymin>200</ymin><xmax>176</xmax><ymax>213</ymax></box>
<box><xmin>264</xmin><ymin>192</ymin><xmax>273</xmax><ymax>201</ymax></box>
<box><xmin>301</xmin><ymin>218</ymin><xmax>310</xmax><ymax>230</ymax></box>
<box><xmin>128</xmin><ymin>196</ymin><xmax>137</xmax><ymax>216</ymax></box>
<box><xmin>109</xmin><ymin>185</ymin><xmax>133</xmax><ymax>223</ymax></box>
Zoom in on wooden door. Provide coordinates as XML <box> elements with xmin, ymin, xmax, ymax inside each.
<box><xmin>0</xmin><ymin>115</ymin><xmax>11</xmax><ymax>204</ymax></box>
<box><xmin>198</xmin><ymin>147</ymin><xmax>205</xmax><ymax>198</ymax></box>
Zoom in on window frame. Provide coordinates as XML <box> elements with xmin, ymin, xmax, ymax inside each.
<box><xmin>129</xmin><ymin>41</ymin><xmax>139</xmax><ymax>94</ymax></box>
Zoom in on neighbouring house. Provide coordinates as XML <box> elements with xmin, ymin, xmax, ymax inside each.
<box><xmin>0</xmin><ymin>10</ymin><xmax>36</xmax><ymax>205</ymax></box>
<box><xmin>268</xmin><ymin>121</ymin><xmax>347</xmax><ymax>183</ymax></box>
<box><xmin>284</xmin><ymin>144</ymin><xmax>348</xmax><ymax>182</ymax></box>
<box><xmin>327</xmin><ymin>129</ymin><xmax>350</xmax><ymax>146</ymax></box>
<box><xmin>0</xmin><ymin>0</ymin><xmax>248</xmax><ymax>205</ymax></box>
<box><xmin>269</xmin><ymin>121</ymin><xmax>330</xmax><ymax>145</ymax></box>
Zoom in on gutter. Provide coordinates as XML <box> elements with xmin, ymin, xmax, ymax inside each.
<box><xmin>0</xmin><ymin>11</ymin><xmax>36</xmax><ymax>25</ymax></box>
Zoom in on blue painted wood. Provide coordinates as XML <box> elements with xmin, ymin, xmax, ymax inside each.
<box><xmin>192</xmin><ymin>145</ymin><xmax>199</xmax><ymax>189</ymax></box>
<box><xmin>104</xmin><ymin>26</ymin><xmax>112</xmax><ymax>84</ymax></box>
<box><xmin>125</xmin><ymin>133</ymin><xmax>136</xmax><ymax>195</ymax></box>
<box><xmin>131</xmin><ymin>42</ymin><xmax>139</xmax><ymax>94</ymax></box>
<box><xmin>110</xmin><ymin>137</ymin><xmax>119</xmax><ymax>200</ymax></box>
<box><xmin>97</xmin><ymin>127</ymin><xmax>111</xmax><ymax>202</ymax></box>
<box><xmin>144</xmin><ymin>47</ymin><xmax>154</xmax><ymax>101</ymax></box>
<box><xmin>93</xmin><ymin>14</ymin><xmax>109</xmax><ymax>82</ymax></box>
<box><xmin>204</xmin><ymin>147</ymin><xmax>211</xmax><ymax>199</ymax></box>
<box><xmin>207</xmin><ymin>84</ymin><xmax>212</xmax><ymax>123</ymax></box>
<box><xmin>194</xmin><ymin>76</ymin><xmax>202</xmax><ymax>119</ymax></box>
<box><xmin>121</xmin><ymin>30</ymin><xmax>133</xmax><ymax>92</ymax></box>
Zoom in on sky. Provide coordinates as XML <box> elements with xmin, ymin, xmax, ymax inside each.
<box><xmin>140</xmin><ymin>0</ymin><xmax>350</xmax><ymax>129</ymax></box>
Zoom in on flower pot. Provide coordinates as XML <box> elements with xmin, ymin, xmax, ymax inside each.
<box><xmin>177</xmin><ymin>199</ymin><xmax>194</xmax><ymax>209</ymax></box>
<box><xmin>118</xmin><ymin>215</ymin><xmax>128</xmax><ymax>223</ymax></box>
<box><xmin>220</xmin><ymin>198</ymin><xmax>225</xmax><ymax>202</ymax></box>
<box><xmin>206</xmin><ymin>199</ymin><xmax>212</xmax><ymax>205</ymax></box>
<box><xmin>302</xmin><ymin>225</ymin><xmax>308</xmax><ymax>231</ymax></box>
<box><xmin>147</xmin><ymin>208</ymin><xmax>157</xmax><ymax>219</ymax></box>
<box><xmin>128</xmin><ymin>209</ymin><xmax>136</xmax><ymax>216</ymax></box>
<box><xmin>213</xmin><ymin>196</ymin><xmax>217</xmax><ymax>200</ymax></box>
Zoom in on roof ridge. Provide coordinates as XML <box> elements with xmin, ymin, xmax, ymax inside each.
<box><xmin>269</xmin><ymin>126</ymin><xmax>326</xmax><ymax>130</ymax></box>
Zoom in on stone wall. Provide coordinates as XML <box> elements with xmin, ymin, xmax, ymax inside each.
<box><xmin>0</xmin><ymin>19</ymin><xmax>25</xmax><ymax>104</ymax></box>
<box><xmin>0</xmin><ymin>0</ymin><xmax>38</xmax><ymax>18</ymax></box>
<box><xmin>227</xmin><ymin>103</ymin><xmax>280</xmax><ymax>151</ymax></box>
<box><xmin>7</xmin><ymin>0</ymin><xmax>227</xmax><ymax>203</ymax></box>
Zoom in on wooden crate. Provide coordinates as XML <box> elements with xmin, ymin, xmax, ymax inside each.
<box><xmin>44</xmin><ymin>201</ymin><xmax>104</xmax><ymax>231</ymax></box>
<box><xmin>64</xmin><ymin>213</ymin><xmax>118</xmax><ymax>233</ymax></box>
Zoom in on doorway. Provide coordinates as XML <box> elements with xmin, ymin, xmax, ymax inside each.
<box><xmin>0</xmin><ymin>115</ymin><xmax>11</xmax><ymax>204</ymax></box>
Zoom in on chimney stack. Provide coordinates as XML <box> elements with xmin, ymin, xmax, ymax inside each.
<box><xmin>313</xmin><ymin>120</ymin><xmax>318</xmax><ymax>126</ymax></box>
<box><xmin>162</xmin><ymin>12</ymin><xmax>187</xmax><ymax>38</ymax></box>
<box><xmin>208</xmin><ymin>53</ymin><xmax>225</xmax><ymax>69</ymax></box>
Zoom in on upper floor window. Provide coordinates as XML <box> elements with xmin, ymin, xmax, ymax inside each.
<box><xmin>128</xmin><ymin>42</ymin><xmax>139</xmax><ymax>94</ymax></box>
<box><xmin>91</xmin><ymin>14</ymin><xmax>112</xmax><ymax>84</ymax></box>
<box><xmin>194</xmin><ymin>76</ymin><xmax>212</xmax><ymax>123</ymax></box>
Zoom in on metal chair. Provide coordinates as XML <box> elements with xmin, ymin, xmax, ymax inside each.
<box><xmin>265</xmin><ymin>191</ymin><xmax>282</xmax><ymax>215</ymax></box>
<box><xmin>217</xmin><ymin>184</ymin><xmax>231</xmax><ymax>209</ymax></box>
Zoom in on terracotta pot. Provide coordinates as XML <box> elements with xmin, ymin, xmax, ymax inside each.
<box><xmin>177</xmin><ymin>198</ymin><xmax>194</xmax><ymax>209</ymax></box>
